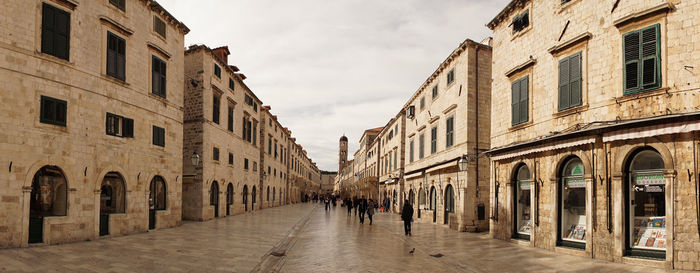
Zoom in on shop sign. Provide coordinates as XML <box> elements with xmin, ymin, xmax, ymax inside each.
<box><xmin>644</xmin><ymin>185</ymin><xmax>664</xmax><ymax>193</ymax></box>
<box><xmin>566</xmin><ymin>178</ymin><xmax>585</xmax><ymax>188</ymax></box>
<box><xmin>519</xmin><ymin>181</ymin><xmax>531</xmax><ymax>190</ymax></box>
<box><xmin>634</xmin><ymin>174</ymin><xmax>665</xmax><ymax>185</ymax></box>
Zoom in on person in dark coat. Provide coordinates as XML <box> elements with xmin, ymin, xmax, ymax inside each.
<box><xmin>346</xmin><ymin>198</ymin><xmax>353</xmax><ymax>216</ymax></box>
<box><xmin>367</xmin><ymin>199</ymin><xmax>376</xmax><ymax>225</ymax></box>
<box><xmin>324</xmin><ymin>196</ymin><xmax>330</xmax><ymax>211</ymax></box>
<box><xmin>353</xmin><ymin>197</ymin><xmax>358</xmax><ymax>216</ymax></box>
<box><xmin>401</xmin><ymin>200</ymin><xmax>414</xmax><ymax>236</ymax></box>
<box><xmin>358</xmin><ymin>195</ymin><xmax>367</xmax><ymax>224</ymax></box>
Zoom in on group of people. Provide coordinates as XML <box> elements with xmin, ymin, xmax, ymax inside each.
<box><xmin>321</xmin><ymin>195</ymin><xmax>336</xmax><ymax>211</ymax></box>
<box><xmin>344</xmin><ymin>196</ymin><xmax>377</xmax><ymax>225</ymax></box>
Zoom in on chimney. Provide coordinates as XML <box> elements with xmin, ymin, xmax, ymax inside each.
<box><xmin>212</xmin><ymin>46</ymin><xmax>230</xmax><ymax>64</ymax></box>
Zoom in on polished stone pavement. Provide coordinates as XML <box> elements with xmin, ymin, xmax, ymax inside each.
<box><xmin>0</xmin><ymin>203</ymin><xmax>688</xmax><ymax>272</ymax></box>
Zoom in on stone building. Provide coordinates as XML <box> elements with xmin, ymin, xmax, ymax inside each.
<box><xmin>486</xmin><ymin>0</ymin><xmax>700</xmax><ymax>270</ymax></box>
<box><xmin>402</xmin><ymin>39</ymin><xmax>492</xmax><ymax>231</ymax></box>
<box><xmin>260</xmin><ymin>107</ymin><xmax>290</xmax><ymax>208</ymax></box>
<box><xmin>378</xmin><ymin>115</ymin><xmax>405</xmax><ymax>214</ymax></box>
<box><xmin>337</xmin><ymin>128</ymin><xmax>382</xmax><ymax>200</ymax></box>
<box><xmin>320</xmin><ymin>171</ymin><xmax>337</xmax><ymax>195</ymax></box>
<box><xmin>0</xmin><ymin>0</ymin><xmax>188</xmax><ymax>247</ymax></box>
<box><xmin>182</xmin><ymin>45</ymin><xmax>262</xmax><ymax>220</ymax></box>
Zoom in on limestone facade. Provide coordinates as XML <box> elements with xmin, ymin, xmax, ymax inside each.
<box><xmin>487</xmin><ymin>0</ymin><xmax>700</xmax><ymax>270</ymax></box>
<box><xmin>338</xmin><ymin>128</ymin><xmax>382</xmax><ymax>200</ymax></box>
<box><xmin>379</xmin><ymin>114</ymin><xmax>405</xmax><ymax>213</ymax></box>
<box><xmin>260</xmin><ymin>108</ymin><xmax>290</xmax><ymax>208</ymax></box>
<box><xmin>402</xmin><ymin>39</ymin><xmax>492</xmax><ymax>232</ymax></box>
<box><xmin>0</xmin><ymin>0</ymin><xmax>188</xmax><ymax>247</ymax></box>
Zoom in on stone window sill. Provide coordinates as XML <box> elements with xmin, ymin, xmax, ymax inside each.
<box><xmin>553</xmin><ymin>104</ymin><xmax>589</xmax><ymax>119</ymax></box>
<box><xmin>613</xmin><ymin>87</ymin><xmax>670</xmax><ymax>104</ymax></box>
<box><xmin>508</xmin><ymin>120</ymin><xmax>533</xmax><ymax>132</ymax></box>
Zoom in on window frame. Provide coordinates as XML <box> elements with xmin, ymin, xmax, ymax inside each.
<box><xmin>106</xmin><ymin>32</ymin><xmax>126</xmax><ymax>81</ymax></box>
<box><xmin>446</xmin><ymin>69</ymin><xmax>455</xmax><ymax>85</ymax></box>
<box><xmin>153</xmin><ymin>15</ymin><xmax>166</xmax><ymax>39</ymax></box>
<box><xmin>622</xmin><ymin>24</ymin><xmax>661</xmax><ymax>95</ymax></box>
<box><xmin>40</xmin><ymin>95</ymin><xmax>67</xmax><ymax>126</ymax></box>
<box><xmin>152</xmin><ymin>125</ymin><xmax>165</xmax><ymax>147</ymax></box>
<box><xmin>41</xmin><ymin>3</ymin><xmax>71</xmax><ymax>61</ymax></box>
<box><xmin>151</xmin><ymin>55</ymin><xmax>167</xmax><ymax>98</ymax></box>
<box><xmin>213</xmin><ymin>147</ymin><xmax>219</xmax><ymax>161</ymax></box>
<box><xmin>558</xmin><ymin>52</ymin><xmax>583</xmax><ymax>111</ymax></box>
<box><xmin>430</xmin><ymin>126</ymin><xmax>438</xmax><ymax>154</ymax></box>
<box><xmin>214</xmin><ymin>63</ymin><xmax>221</xmax><ymax>78</ymax></box>
<box><xmin>511</xmin><ymin>75</ymin><xmax>530</xmax><ymax>126</ymax></box>
<box><xmin>446</xmin><ymin>116</ymin><xmax>454</xmax><ymax>148</ymax></box>
<box><xmin>109</xmin><ymin>0</ymin><xmax>126</xmax><ymax>11</ymax></box>
<box><xmin>106</xmin><ymin>112</ymin><xmax>133</xmax><ymax>138</ymax></box>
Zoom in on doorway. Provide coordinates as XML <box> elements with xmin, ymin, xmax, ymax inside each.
<box><xmin>210</xmin><ymin>181</ymin><xmax>219</xmax><ymax>218</ymax></box>
<box><xmin>29</xmin><ymin>166</ymin><xmax>67</xmax><ymax>244</ymax></box>
<box><xmin>149</xmin><ymin>176</ymin><xmax>166</xmax><ymax>230</ymax></box>
<box><xmin>100</xmin><ymin>172</ymin><xmax>125</xmax><ymax>236</ymax></box>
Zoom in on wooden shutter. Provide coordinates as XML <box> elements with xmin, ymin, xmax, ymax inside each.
<box><xmin>623</xmin><ymin>31</ymin><xmax>640</xmax><ymax>92</ymax></box>
<box><xmin>558</xmin><ymin>58</ymin><xmax>570</xmax><ymax>110</ymax></box>
<box><xmin>511</xmin><ymin>81</ymin><xmax>520</xmax><ymax>125</ymax></box>
<box><xmin>159</xmin><ymin>59</ymin><xmax>167</xmax><ymax>97</ymax></box>
<box><xmin>519</xmin><ymin>76</ymin><xmax>529</xmax><ymax>124</ymax></box>
<box><xmin>41</xmin><ymin>4</ymin><xmax>55</xmax><ymax>57</ymax></box>
<box><xmin>152</xmin><ymin>126</ymin><xmax>158</xmax><ymax>145</ymax></box>
<box><xmin>123</xmin><ymin>118</ymin><xmax>134</xmax><ymax>138</ymax></box>
<box><xmin>107</xmin><ymin>33</ymin><xmax>117</xmax><ymax>77</ymax></box>
<box><xmin>41</xmin><ymin>4</ymin><xmax>70</xmax><ymax>60</ymax></box>
<box><xmin>152</xmin><ymin>57</ymin><xmax>160</xmax><ymax>94</ymax></box>
<box><xmin>117</xmin><ymin>38</ymin><xmax>125</xmax><ymax>80</ymax></box>
<box><xmin>641</xmin><ymin>25</ymin><xmax>659</xmax><ymax>87</ymax></box>
<box><xmin>569</xmin><ymin>53</ymin><xmax>582</xmax><ymax>106</ymax></box>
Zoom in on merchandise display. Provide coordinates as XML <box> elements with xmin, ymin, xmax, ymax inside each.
<box><xmin>632</xmin><ymin>216</ymin><xmax>666</xmax><ymax>250</ymax></box>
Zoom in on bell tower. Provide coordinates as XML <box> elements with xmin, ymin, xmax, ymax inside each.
<box><xmin>339</xmin><ymin>135</ymin><xmax>348</xmax><ymax>172</ymax></box>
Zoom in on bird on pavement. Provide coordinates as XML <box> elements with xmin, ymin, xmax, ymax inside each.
<box><xmin>409</xmin><ymin>248</ymin><xmax>415</xmax><ymax>254</ymax></box>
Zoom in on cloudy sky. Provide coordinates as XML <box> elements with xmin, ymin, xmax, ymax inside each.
<box><xmin>161</xmin><ymin>0</ymin><xmax>510</xmax><ymax>171</ymax></box>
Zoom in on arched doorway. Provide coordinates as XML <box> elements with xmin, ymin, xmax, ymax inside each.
<box><xmin>513</xmin><ymin>164</ymin><xmax>532</xmax><ymax>240</ymax></box>
<box><xmin>251</xmin><ymin>186</ymin><xmax>257</xmax><ymax>211</ymax></box>
<box><xmin>558</xmin><ymin>157</ymin><xmax>586</xmax><ymax>248</ymax></box>
<box><xmin>149</xmin><ymin>176</ymin><xmax>166</xmax><ymax>230</ymax></box>
<box><xmin>226</xmin><ymin>183</ymin><xmax>233</xmax><ymax>216</ymax></box>
<box><xmin>625</xmin><ymin>148</ymin><xmax>666</xmax><ymax>259</ymax></box>
<box><xmin>418</xmin><ymin>188</ymin><xmax>425</xmax><ymax>218</ymax></box>
<box><xmin>430</xmin><ymin>186</ymin><xmax>437</xmax><ymax>223</ymax></box>
<box><xmin>408</xmin><ymin>189</ymin><xmax>415</xmax><ymax>206</ymax></box>
<box><xmin>266</xmin><ymin>186</ymin><xmax>270</xmax><ymax>206</ymax></box>
<box><xmin>444</xmin><ymin>185</ymin><xmax>454</xmax><ymax>225</ymax></box>
<box><xmin>29</xmin><ymin>166</ymin><xmax>68</xmax><ymax>244</ymax></box>
<box><xmin>100</xmin><ymin>172</ymin><xmax>125</xmax><ymax>236</ymax></box>
<box><xmin>272</xmin><ymin>187</ymin><xmax>276</xmax><ymax>206</ymax></box>
<box><xmin>210</xmin><ymin>181</ymin><xmax>219</xmax><ymax>218</ymax></box>
<box><xmin>243</xmin><ymin>185</ymin><xmax>249</xmax><ymax>212</ymax></box>
<box><xmin>279</xmin><ymin>188</ymin><xmax>283</xmax><ymax>206</ymax></box>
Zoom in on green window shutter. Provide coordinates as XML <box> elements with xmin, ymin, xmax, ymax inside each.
<box><xmin>511</xmin><ymin>81</ymin><xmax>520</xmax><ymax>125</ymax></box>
<box><xmin>519</xmin><ymin>76</ymin><xmax>529</xmax><ymax>124</ymax></box>
<box><xmin>623</xmin><ymin>30</ymin><xmax>640</xmax><ymax>93</ymax></box>
<box><xmin>641</xmin><ymin>24</ymin><xmax>660</xmax><ymax>87</ymax></box>
<box><xmin>569</xmin><ymin>52</ymin><xmax>582</xmax><ymax>107</ymax></box>
<box><xmin>558</xmin><ymin>57</ymin><xmax>570</xmax><ymax>111</ymax></box>
<box><xmin>123</xmin><ymin>118</ymin><xmax>134</xmax><ymax>138</ymax></box>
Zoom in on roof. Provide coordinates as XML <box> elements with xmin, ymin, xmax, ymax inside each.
<box><xmin>486</xmin><ymin>0</ymin><xmax>528</xmax><ymax>30</ymax></box>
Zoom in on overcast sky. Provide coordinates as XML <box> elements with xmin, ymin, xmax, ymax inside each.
<box><xmin>161</xmin><ymin>0</ymin><xmax>510</xmax><ymax>171</ymax></box>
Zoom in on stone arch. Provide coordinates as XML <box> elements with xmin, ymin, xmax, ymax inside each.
<box><xmin>551</xmin><ymin>150</ymin><xmax>594</xmax><ymax>181</ymax></box>
<box><xmin>94</xmin><ymin>165</ymin><xmax>129</xmax><ymax>192</ymax></box>
<box><xmin>23</xmin><ymin>159</ymin><xmax>76</xmax><ymax>190</ymax></box>
<box><xmin>613</xmin><ymin>140</ymin><xmax>674</xmax><ymax>174</ymax></box>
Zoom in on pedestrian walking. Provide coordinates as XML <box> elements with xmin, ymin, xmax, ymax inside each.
<box><xmin>346</xmin><ymin>198</ymin><xmax>353</xmax><ymax>216</ymax></box>
<box><xmin>358</xmin><ymin>195</ymin><xmax>367</xmax><ymax>224</ymax></box>
<box><xmin>324</xmin><ymin>196</ymin><xmax>330</xmax><ymax>211</ymax></box>
<box><xmin>353</xmin><ymin>197</ymin><xmax>358</xmax><ymax>216</ymax></box>
<box><xmin>401</xmin><ymin>200</ymin><xmax>413</xmax><ymax>236</ymax></box>
<box><xmin>367</xmin><ymin>199</ymin><xmax>375</xmax><ymax>225</ymax></box>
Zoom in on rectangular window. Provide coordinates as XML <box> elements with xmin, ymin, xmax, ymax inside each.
<box><xmin>227</xmin><ymin>106</ymin><xmax>234</xmax><ymax>131</ymax></box>
<box><xmin>152</xmin><ymin>126</ymin><xmax>165</xmax><ymax>147</ymax></box>
<box><xmin>268</xmin><ymin>138</ymin><xmax>272</xmax><ymax>155</ymax></box>
<box><xmin>106</xmin><ymin>112</ymin><xmax>133</xmax><ymax>138</ymax></box>
<box><xmin>252</xmin><ymin>123</ymin><xmax>257</xmax><ymax>145</ymax></box>
<box><xmin>511</xmin><ymin>76</ymin><xmax>529</xmax><ymax>126</ymax></box>
<box><xmin>393</xmin><ymin>150</ymin><xmax>397</xmax><ymax>170</ymax></box>
<box><xmin>107</xmin><ymin>32</ymin><xmax>126</xmax><ymax>81</ymax></box>
<box><xmin>40</xmin><ymin>96</ymin><xmax>67</xmax><ymax>126</ymax></box>
<box><xmin>109</xmin><ymin>0</ymin><xmax>125</xmax><ymax>11</ymax></box>
<box><xmin>274</xmin><ymin>142</ymin><xmax>278</xmax><ymax>158</ymax></box>
<box><xmin>41</xmin><ymin>3</ymin><xmax>70</xmax><ymax>61</ymax></box>
<box><xmin>409</xmin><ymin>140</ymin><xmax>414</xmax><ymax>163</ymax></box>
<box><xmin>247</xmin><ymin>120</ymin><xmax>252</xmax><ymax>142</ymax></box>
<box><xmin>213</xmin><ymin>147</ymin><xmax>219</xmax><ymax>161</ymax></box>
<box><xmin>430</xmin><ymin>127</ymin><xmax>437</xmax><ymax>154</ymax></box>
<box><xmin>447</xmin><ymin>69</ymin><xmax>455</xmax><ymax>85</ymax></box>
<box><xmin>420</xmin><ymin>97</ymin><xmax>425</xmax><ymax>110</ymax></box>
<box><xmin>558</xmin><ymin>52</ymin><xmax>582</xmax><ymax>111</ymax></box>
<box><xmin>229</xmin><ymin>78</ymin><xmax>235</xmax><ymax>90</ymax></box>
<box><xmin>152</xmin><ymin>56</ymin><xmax>166</xmax><ymax>98</ymax></box>
<box><xmin>244</xmin><ymin>158</ymin><xmax>249</xmax><ymax>169</ymax></box>
<box><xmin>212</xmin><ymin>94</ymin><xmax>220</xmax><ymax>124</ymax></box>
<box><xmin>228</xmin><ymin>153</ymin><xmax>233</xmax><ymax>165</ymax></box>
<box><xmin>432</xmin><ymin>85</ymin><xmax>438</xmax><ymax>99</ymax></box>
<box><xmin>446</xmin><ymin>116</ymin><xmax>454</xmax><ymax>147</ymax></box>
<box><xmin>623</xmin><ymin>24</ymin><xmax>661</xmax><ymax>95</ymax></box>
<box><xmin>512</xmin><ymin>9</ymin><xmax>530</xmax><ymax>33</ymax></box>
<box><xmin>214</xmin><ymin>63</ymin><xmax>221</xmax><ymax>78</ymax></box>
<box><xmin>242</xmin><ymin>117</ymin><xmax>248</xmax><ymax>140</ymax></box>
<box><xmin>419</xmin><ymin>133</ymin><xmax>425</xmax><ymax>159</ymax></box>
<box><xmin>153</xmin><ymin>16</ymin><xmax>166</xmax><ymax>38</ymax></box>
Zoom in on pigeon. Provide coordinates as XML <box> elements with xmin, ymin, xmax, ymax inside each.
<box><xmin>409</xmin><ymin>248</ymin><xmax>415</xmax><ymax>254</ymax></box>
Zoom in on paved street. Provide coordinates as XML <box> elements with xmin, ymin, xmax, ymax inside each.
<box><xmin>0</xmin><ymin>203</ymin><xmax>688</xmax><ymax>272</ymax></box>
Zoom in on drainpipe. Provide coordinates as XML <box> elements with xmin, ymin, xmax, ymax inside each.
<box><xmin>474</xmin><ymin>44</ymin><xmax>481</xmax><ymax>225</ymax></box>
<box><xmin>694</xmin><ymin>133</ymin><xmax>699</xmax><ymax>238</ymax></box>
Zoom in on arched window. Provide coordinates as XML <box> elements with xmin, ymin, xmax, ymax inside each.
<box><xmin>267</xmin><ymin>186</ymin><xmax>270</xmax><ymax>202</ymax></box>
<box><xmin>101</xmin><ymin>172</ymin><xmax>125</xmax><ymax>213</ymax></box>
<box><xmin>149</xmin><ymin>176</ymin><xmax>166</xmax><ymax>210</ymax></box>
<box><xmin>408</xmin><ymin>189</ymin><xmax>415</xmax><ymax>206</ymax></box>
<box><xmin>418</xmin><ymin>188</ymin><xmax>426</xmax><ymax>210</ymax></box>
<box><xmin>210</xmin><ymin>181</ymin><xmax>219</xmax><ymax>206</ymax></box>
<box><xmin>429</xmin><ymin>186</ymin><xmax>436</xmax><ymax>210</ymax></box>
<box><xmin>242</xmin><ymin>185</ymin><xmax>248</xmax><ymax>204</ymax></box>
<box><xmin>444</xmin><ymin>185</ymin><xmax>454</xmax><ymax>213</ymax></box>
<box><xmin>30</xmin><ymin>166</ymin><xmax>68</xmax><ymax>216</ymax></box>
<box><xmin>627</xmin><ymin>149</ymin><xmax>666</xmax><ymax>257</ymax></box>
<box><xmin>513</xmin><ymin>164</ymin><xmax>531</xmax><ymax>239</ymax></box>
<box><xmin>559</xmin><ymin>157</ymin><xmax>585</xmax><ymax>247</ymax></box>
<box><xmin>252</xmin><ymin>186</ymin><xmax>257</xmax><ymax>204</ymax></box>
<box><xmin>273</xmin><ymin>188</ymin><xmax>276</xmax><ymax>202</ymax></box>
<box><xmin>227</xmin><ymin>183</ymin><xmax>234</xmax><ymax>205</ymax></box>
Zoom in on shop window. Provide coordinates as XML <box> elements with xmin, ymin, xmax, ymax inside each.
<box><xmin>512</xmin><ymin>9</ymin><xmax>529</xmax><ymax>34</ymax></box>
<box><xmin>513</xmin><ymin>164</ymin><xmax>532</xmax><ymax>240</ymax></box>
<box><xmin>106</xmin><ymin>112</ymin><xmax>133</xmax><ymax>138</ymax></box>
<box><xmin>511</xmin><ymin>76</ymin><xmax>529</xmax><ymax>126</ymax></box>
<box><xmin>559</xmin><ymin>157</ymin><xmax>586</xmax><ymax>248</ymax></box>
<box><xmin>41</xmin><ymin>3</ymin><xmax>70</xmax><ymax>61</ymax></box>
<box><xmin>627</xmin><ymin>149</ymin><xmax>666</xmax><ymax>258</ymax></box>
<box><xmin>623</xmin><ymin>24</ymin><xmax>661</xmax><ymax>95</ymax></box>
<box><xmin>149</xmin><ymin>176</ymin><xmax>166</xmax><ymax>210</ymax></box>
<box><xmin>31</xmin><ymin>166</ymin><xmax>68</xmax><ymax>217</ymax></box>
<box><xmin>40</xmin><ymin>96</ymin><xmax>67</xmax><ymax>126</ymax></box>
<box><xmin>109</xmin><ymin>0</ymin><xmax>125</xmax><ymax>11</ymax></box>
<box><xmin>152</xmin><ymin>56</ymin><xmax>167</xmax><ymax>98</ymax></box>
<box><xmin>107</xmin><ymin>32</ymin><xmax>126</xmax><ymax>81</ymax></box>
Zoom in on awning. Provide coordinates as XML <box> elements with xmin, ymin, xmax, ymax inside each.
<box><xmin>404</xmin><ymin>172</ymin><xmax>423</xmax><ymax>180</ymax></box>
<box><xmin>603</xmin><ymin>120</ymin><xmax>700</xmax><ymax>142</ymax></box>
<box><xmin>491</xmin><ymin>136</ymin><xmax>596</xmax><ymax>161</ymax></box>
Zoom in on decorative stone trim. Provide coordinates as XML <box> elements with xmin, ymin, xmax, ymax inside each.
<box><xmin>613</xmin><ymin>2</ymin><xmax>674</xmax><ymax>28</ymax></box>
<box><xmin>548</xmin><ymin>32</ymin><xmax>592</xmax><ymax>55</ymax></box>
<box><xmin>505</xmin><ymin>58</ymin><xmax>536</xmax><ymax>78</ymax></box>
<box><xmin>99</xmin><ymin>16</ymin><xmax>134</xmax><ymax>36</ymax></box>
<box><xmin>147</xmin><ymin>42</ymin><xmax>171</xmax><ymax>59</ymax></box>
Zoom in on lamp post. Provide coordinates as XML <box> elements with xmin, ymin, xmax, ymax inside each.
<box><xmin>191</xmin><ymin>151</ymin><xmax>200</xmax><ymax>166</ymax></box>
<box><xmin>456</xmin><ymin>155</ymin><xmax>468</xmax><ymax>198</ymax></box>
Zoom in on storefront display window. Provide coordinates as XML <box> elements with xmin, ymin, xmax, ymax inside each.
<box><xmin>514</xmin><ymin>164</ymin><xmax>531</xmax><ymax>239</ymax></box>
<box><xmin>627</xmin><ymin>149</ymin><xmax>666</xmax><ymax>258</ymax></box>
<box><xmin>560</xmin><ymin>158</ymin><xmax>586</xmax><ymax>247</ymax></box>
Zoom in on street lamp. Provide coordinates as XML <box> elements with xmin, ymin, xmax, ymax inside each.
<box><xmin>458</xmin><ymin>155</ymin><xmax>468</xmax><ymax>171</ymax></box>
<box><xmin>191</xmin><ymin>151</ymin><xmax>200</xmax><ymax>166</ymax></box>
